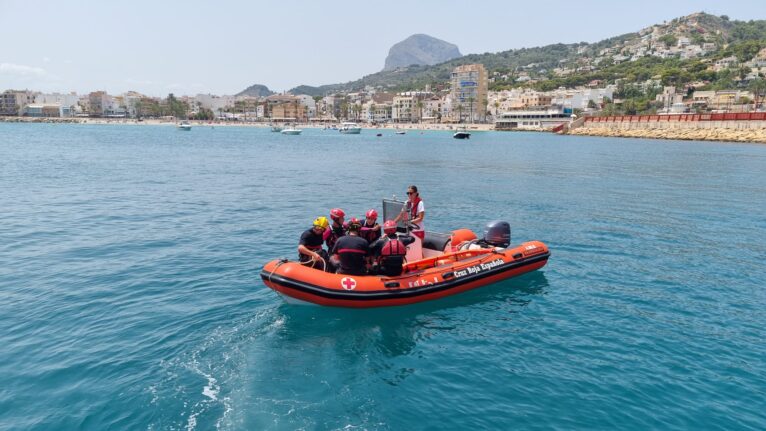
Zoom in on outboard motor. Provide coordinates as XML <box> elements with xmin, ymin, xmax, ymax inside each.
<box><xmin>483</xmin><ymin>221</ymin><xmax>511</xmax><ymax>248</ymax></box>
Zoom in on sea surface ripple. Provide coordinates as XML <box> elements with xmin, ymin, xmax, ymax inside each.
<box><xmin>1</xmin><ymin>124</ymin><xmax>765</xmax><ymax>430</ymax></box>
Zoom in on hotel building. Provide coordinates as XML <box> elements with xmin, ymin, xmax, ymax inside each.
<box><xmin>450</xmin><ymin>64</ymin><xmax>488</xmax><ymax>122</ymax></box>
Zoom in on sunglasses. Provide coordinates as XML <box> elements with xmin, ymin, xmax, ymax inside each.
<box><xmin>406</xmin><ymin>191</ymin><xmax>415</xmax><ymax>195</ymax></box>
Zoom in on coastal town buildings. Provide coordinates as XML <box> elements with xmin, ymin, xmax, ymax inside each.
<box><xmin>450</xmin><ymin>64</ymin><xmax>488</xmax><ymax>122</ymax></box>
<box><xmin>362</xmin><ymin>92</ymin><xmax>394</xmax><ymax>123</ymax></box>
<box><xmin>392</xmin><ymin>95</ymin><xmax>415</xmax><ymax>123</ymax></box>
<box><xmin>1</xmin><ymin>90</ymin><xmax>34</xmax><ymax>116</ymax></box>
<box><xmin>550</xmin><ymin>86</ymin><xmax>616</xmax><ymax>110</ymax></box>
<box><xmin>195</xmin><ymin>94</ymin><xmax>235</xmax><ymax>115</ymax></box>
<box><xmin>88</xmin><ymin>91</ymin><xmax>108</xmax><ymax>117</ymax></box>
<box><xmin>265</xmin><ymin>94</ymin><xmax>306</xmax><ymax>121</ymax></box>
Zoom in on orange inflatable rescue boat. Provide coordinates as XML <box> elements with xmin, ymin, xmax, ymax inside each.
<box><xmin>262</xmin><ymin>201</ymin><xmax>550</xmax><ymax>308</ymax></box>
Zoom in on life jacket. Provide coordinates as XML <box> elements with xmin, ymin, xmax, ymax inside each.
<box><xmin>360</xmin><ymin>223</ymin><xmax>380</xmax><ymax>243</ymax></box>
<box><xmin>324</xmin><ymin>224</ymin><xmax>345</xmax><ymax>251</ymax></box>
<box><xmin>408</xmin><ymin>196</ymin><xmax>422</xmax><ymax>219</ymax></box>
<box><xmin>406</xmin><ymin>197</ymin><xmax>425</xmax><ymax>239</ymax></box>
<box><xmin>379</xmin><ymin>238</ymin><xmax>406</xmax><ymax>262</ymax></box>
<box><xmin>376</xmin><ymin>238</ymin><xmax>407</xmax><ymax>276</ymax></box>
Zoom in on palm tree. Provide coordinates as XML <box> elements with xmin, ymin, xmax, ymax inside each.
<box><xmin>416</xmin><ymin>100</ymin><xmax>424</xmax><ymax>123</ymax></box>
<box><xmin>468</xmin><ymin>96</ymin><xmax>475</xmax><ymax>123</ymax></box>
<box><xmin>749</xmin><ymin>76</ymin><xmax>765</xmax><ymax>110</ymax></box>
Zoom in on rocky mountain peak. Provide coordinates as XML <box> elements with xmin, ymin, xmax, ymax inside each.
<box><xmin>383</xmin><ymin>34</ymin><xmax>462</xmax><ymax>71</ymax></box>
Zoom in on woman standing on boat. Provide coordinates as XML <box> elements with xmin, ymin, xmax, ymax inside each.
<box><xmin>395</xmin><ymin>185</ymin><xmax>425</xmax><ymax>239</ymax></box>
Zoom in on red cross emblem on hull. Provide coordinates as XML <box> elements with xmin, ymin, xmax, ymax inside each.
<box><xmin>340</xmin><ymin>277</ymin><xmax>357</xmax><ymax>290</ymax></box>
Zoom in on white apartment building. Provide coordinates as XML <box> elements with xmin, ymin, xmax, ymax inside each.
<box><xmin>194</xmin><ymin>94</ymin><xmax>235</xmax><ymax>114</ymax></box>
<box><xmin>392</xmin><ymin>95</ymin><xmax>415</xmax><ymax>122</ymax></box>
<box><xmin>296</xmin><ymin>95</ymin><xmax>317</xmax><ymax>119</ymax></box>
<box><xmin>550</xmin><ymin>86</ymin><xmax>616</xmax><ymax>110</ymax></box>
<box><xmin>362</xmin><ymin>100</ymin><xmax>392</xmax><ymax>123</ymax></box>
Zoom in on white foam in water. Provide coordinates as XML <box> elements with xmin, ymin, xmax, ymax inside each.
<box><xmin>202</xmin><ymin>375</ymin><xmax>219</xmax><ymax>401</ymax></box>
<box><xmin>186</xmin><ymin>412</ymin><xmax>197</xmax><ymax>431</ymax></box>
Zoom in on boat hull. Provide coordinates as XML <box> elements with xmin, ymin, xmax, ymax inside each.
<box><xmin>261</xmin><ymin>241</ymin><xmax>549</xmax><ymax>308</ymax></box>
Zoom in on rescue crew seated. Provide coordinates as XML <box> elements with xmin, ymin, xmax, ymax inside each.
<box><xmin>325</xmin><ymin>208</ymin><xmax>347</xmax><ymax>272</ymax></box>
<box><xmin>359</xmin><ymin>208</ymin><xmax>381</xmax><ymax>244</ymax></box>
<box><xmin>324</xmin><ymin>207</ymin><xmax>346</xmax><ymax>251</ymax></box>
<box><xmin>330</xmin><ymin>217</ymin><xmax>370</xmax><ymax>275</ymax></box>
<box><xmin>370</xmin><ymin>220</ymin><xmax>415</xmax><ymax>276</ymax></box>
<box><xmin>298</xmin><ymin>216</ymin><xmax>331</xmax><ymax>271</ymax></box>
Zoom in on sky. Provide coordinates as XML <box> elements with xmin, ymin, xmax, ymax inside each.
<box><xmin>1</xmin><ymin>0</ymin><xmax>765</xmax><ymax>96</ymax></box>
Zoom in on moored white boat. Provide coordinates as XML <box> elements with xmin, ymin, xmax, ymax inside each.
<box><xmin>177</xmin><ymin>121</ymin><xmax>192</xmax><ymax>131</ymax></box>
<box><xmin>281</xmin><ymin>127</ymin><xmax>302</xmax><ymax>135</ymax></box>
<box><xmin>339</xmin><ymin>122</ymin><xmax>362</xmax><ymax>134</ymax></box>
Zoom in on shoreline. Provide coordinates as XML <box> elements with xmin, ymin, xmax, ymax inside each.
<box><xmin>3</xmin><ymin>116</ymin><xmax>765</xmax><ymax>143</ymax></box>
<box><xmin>0</xmin><ymin>116</ymin><xmax>495</xmax><ymax>132</ymax></box>
<box><xmin>568</xmin><ymin>126</ymin><xmax>766</xmax><ymax>144</ymax></box>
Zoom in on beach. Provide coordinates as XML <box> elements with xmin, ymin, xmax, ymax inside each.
<box><xmin>0</xmin><ymin>115</ymin><xmax>495</xmax><ymax>132</ymax></box>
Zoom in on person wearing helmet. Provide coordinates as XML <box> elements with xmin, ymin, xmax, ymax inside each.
<box><xmin>298</xmin><ymin>216</ymin><xmax>331</xmax><ymax>271</ymax></box>
<box><xmin>359</xmin><ymin>208</ymin><xmax>381</xmax><ymax>244</ymax></box>
<box><xmin>323</xmin><ymin>207</ymin><xmax>346</xmax><ymax>252</ymax></box>
<box><xmin>369</xmin><ymin>220</ymin><xmax>415</xmax><ymax>276</ymax></box>
<box><xmin>330</xmin><ymin>217</ymin><xmax>369</xmax><ymax>275</ymax></box>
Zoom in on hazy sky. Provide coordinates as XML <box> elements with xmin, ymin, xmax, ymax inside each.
<box><xmin>1</xmin><ymin>0</ymin><xmax>764</xmax><ymax>96</ymax></box>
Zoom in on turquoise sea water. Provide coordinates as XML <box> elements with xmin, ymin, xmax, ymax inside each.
<box><xmin>1</xmin><ymin>123</ymin><xmax>765</xmax><ymax>430</ymax></box>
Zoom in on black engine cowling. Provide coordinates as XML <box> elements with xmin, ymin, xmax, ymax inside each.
<box><xmin>483</xmin><ymin>221</ymin><xmax>511</xmax><ymax>248</ymax></box>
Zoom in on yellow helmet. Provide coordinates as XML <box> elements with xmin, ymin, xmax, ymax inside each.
<box><xmin>313</xmin><ymin>216</ymin><xmax>329</xmax><ymax>229</ymax></box>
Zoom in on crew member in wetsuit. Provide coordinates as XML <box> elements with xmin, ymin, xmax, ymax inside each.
<box><xmin>369</xmin><ymin>220</ymin><xmax>415</xmax><ymax>276</ymax></box>
<box><xmin>324</xmin><ymin>208</ymin><xmax>346</xmax><ymax>251</ymax></box>
<box><xmin>330</xmin><ymin>218</ymin><xmax>369</xmax><ymax>275</ymax></box>
<box><xmin>359</xmin><ymin>209</ymin><xmax>381</xmax><ymax>244</ymax></box>
<box><xmin>298</xmin><ymin>216</ymin><xmax>331</xmax><ymax>271</ymax></box>
<box><xmin>324</xmin><ymin>208</ymin><xmax>346</xmax><ymax>272</ymax></box>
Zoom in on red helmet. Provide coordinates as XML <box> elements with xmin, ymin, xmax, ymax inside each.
<box><xmin>383</xmin><ymin>220</ymin><xmax>397</xmax><ymax>234</ymax></box>
<box><xmin>347</xmin><ymin>217</ymin><xmax>362</xmax><ymax>231</ymax></box>
<box><xmin>365</xmin><ymin>209</ymin><xmax>378</xmax><ymax>220</ymax></box>
<box><xmin>330</xmin><ymin>208</ymin><xmax>345</xmax><ymax>220</ymax></box>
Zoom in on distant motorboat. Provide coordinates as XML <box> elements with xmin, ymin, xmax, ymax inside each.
<box><xmin>281</xmin><ymin>127</ymin><xmax>302</xmax><ymax>135</ymax></box>
<box><xmin>339</xmin><ymin>122</ymin><xmax>362</xmax><ymax>134</ymax></box>
<box><xmin>453</xmin><ymin>129</ymin><xmax>471</xmax><ymax>139</ymax></box>
<box><xmin>177</xmin><ymin>121</ymin><xmax>192</xmax><ymax>131</ymax></box>
<box><xmin>395</xmin><ymin>130</ymin><xmax>406</xmax><ymax>135</ymax></box>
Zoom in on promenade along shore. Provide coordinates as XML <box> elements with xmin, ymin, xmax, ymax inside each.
<box><xmin>0</xmin><ymin>116</ymin><xmax>495</xmax><ymax>131</ymax></box>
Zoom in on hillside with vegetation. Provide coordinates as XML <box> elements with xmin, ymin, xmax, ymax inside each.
<box><xmin>284</xmin><ymin>12</ymin><xmax>766</xmax><ymax>104</ymax></box>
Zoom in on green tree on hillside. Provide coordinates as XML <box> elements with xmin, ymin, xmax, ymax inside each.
<box><xmin>659</xmin><ymin>34</ymin><xmax>678</xmax><ymax>48</ymax></box>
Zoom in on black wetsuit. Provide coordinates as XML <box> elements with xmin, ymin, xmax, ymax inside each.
<box><xmin>331</xmin><ymin>234</ymin><xmax>369</xmax><ymax>275</ymax></box>
<box><xmin>324</xmin><ymin>224</ymin><xmax>345</xmax><ymax>251</ymax></box>
<box><xmin>299</xmin><ymin>228</ymin><xmax>329</xmax><ymax>269</ymax></box>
